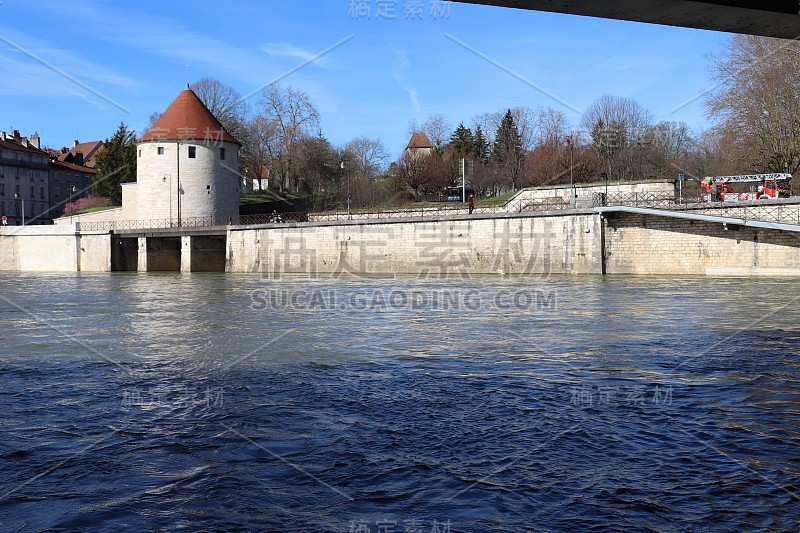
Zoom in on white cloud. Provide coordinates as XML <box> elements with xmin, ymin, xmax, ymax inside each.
<box><xmin>260</xmin><ymin>42</ymin><xmax>337</xmax><ymax>69</ymax></box>
<box><xmin>0</xmin><ymin>27</ymin><xmax>139</xmax><ymax>112</ymax></box>
<box><xmin>37</xmin><ymin>1</ymin><xmax>291</xmax><ymax>88</ymax></box>
<box><xmin>392</xmin><ymin>48</ymin><xmax>420</xmax><ymax>115</ymax></box>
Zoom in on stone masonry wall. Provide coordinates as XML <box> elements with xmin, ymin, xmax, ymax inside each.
<box><xmin>78</xmin><ymin>233</ymin><xmax>112</xmax><ymax>272</ymax></box>
<box><xmin>226</xmin><ymin>213</ymin><xmax>603</xmax><ymax>276</ymax></box>
<box><xmin>604</xmin><ymin>213</ymin><xmax>800</xmax><ymax>275</ymax></box>
<box><xmin>8</xmin><ymin>210</ymin><xmax>800</xmax><ymax>275</ymax></box>
<box><xmin>136</xmin><ymin>140</ymin><xmax>240</xmax><ymax>222</ymax></box>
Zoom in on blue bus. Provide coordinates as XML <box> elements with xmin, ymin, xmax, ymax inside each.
<box><xmin>446</xmin><ymin>185</ymin><xmax>475</xmax><ymax>202</ymax></box>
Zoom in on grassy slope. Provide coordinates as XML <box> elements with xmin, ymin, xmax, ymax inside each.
<box><xmin>71</xmin><ymin>205</ymin><xmax>119</xmax><ymax>216</ymax></box>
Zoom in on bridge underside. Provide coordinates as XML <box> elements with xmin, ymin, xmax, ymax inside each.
<box><xmin>455</xmin><ymin>1</ymin><xmax>800</xmax><ymax>38</ymax></box>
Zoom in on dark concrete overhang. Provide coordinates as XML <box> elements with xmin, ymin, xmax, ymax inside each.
<box><xmin>454</xmin><ymin>1</ymin><xmax>800</xmax><ymax>38</ymax></box>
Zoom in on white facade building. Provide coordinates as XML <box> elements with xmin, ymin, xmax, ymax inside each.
<box><xmin>56</xmin><ymin>86</ymin><xmax>241</xmax><ymax>225</ymax></box>
<box><xmin>134</xmin><ymin>86</ymin><xmax>241</xmax><ymax>223</ymax></box>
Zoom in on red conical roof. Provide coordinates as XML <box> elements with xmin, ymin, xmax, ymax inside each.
<box><xmin>406</xmin><ymin>131</ymin><xmax>432</xmax><ymax>149</ymax></box>
<box><xmin>140</xmin><ymin>87</ymin><xmax>241</xmax><ymax>146</ymax></box>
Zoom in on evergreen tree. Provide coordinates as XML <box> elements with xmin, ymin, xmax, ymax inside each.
<box><xmin>473</xmin><ymin>125</ymin><xmax>489</xmax><ymax>163</ymax></box>
<box><xmin>94</xmin><ymin>123</ymin><xmax>137</xmax><ymax>205</ymax></box>
<box><xmin>493</xmin><ymin>110</ymin><xmax>525</xmax><ymax>190</ymax></box>
<box><xmin>449</xmin><ymin>122</ymin><xmax>475</xmax><ymax>157</ymax></box>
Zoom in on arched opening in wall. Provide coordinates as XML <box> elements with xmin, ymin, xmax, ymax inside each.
<box><xmin>111</xmin><ymin>237</ymin><xmax>138</xmax><ymax>272</ymax></box>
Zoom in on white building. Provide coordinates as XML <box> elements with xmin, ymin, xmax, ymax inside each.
<box><xmin>56</xmin><ymin>86</ymin><xmax>242</xmax><ymax>225</ymax></box>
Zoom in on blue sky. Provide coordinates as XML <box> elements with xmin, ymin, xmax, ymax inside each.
<box><xmin>0</xmin><ymin>0</ymin><xmax>730</xmax><ymax>157</ymax></box>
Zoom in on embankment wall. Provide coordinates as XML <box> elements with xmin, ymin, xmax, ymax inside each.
<box><xmin>227</xmin><ymin>213</ymin><xmax>603</xmax><ymax>276</ymax></box>
<box><xmin>603</xmin><ymin>212</ymin><xmax>800</xmax><ymax>275</ymax></box>
<box><xmin>0</xmin><ymin>225</ymin><xmax>110</xmax><ymax>272</ymax></box>
<box><xmin>4</xmin><ymin>208</ymin><xmax>800</xmax><ymax>275</ymax></box>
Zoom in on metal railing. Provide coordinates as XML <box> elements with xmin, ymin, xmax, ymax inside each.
<box><xmin>80</xmin><ymin>213</ymin><xmax>310</xmax><ymax>231</ymax></box>
<box><xmin>74</xmin><ymin>192</ymin><xmax>800</xmax><ymax>232</ymax></box>
<box><xmin>595</xmin><ymin>192</ymin><xmax>680</xmax><ymax>208</ymax></box>
<box><xmin>78</xmin><ymin>200</ymin><xmax>584</xmax><ymax>231</ymax></box>
<box><xmin>598</xmin><ymin>192</ymin><xmax>800</xmax><ymax>226</ymax></box>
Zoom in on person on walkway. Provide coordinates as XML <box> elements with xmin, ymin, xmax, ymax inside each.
<box><xmin>468</xmin><ymin>194</ymin><xmax>475</xmax><ymax>215</ymax></box>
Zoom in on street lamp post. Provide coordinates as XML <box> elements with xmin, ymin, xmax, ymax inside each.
<box><xmin>565</xmin><ymin>135</ymin><xmax>575</xmax><ymax>204</ymax></box>
<box><xmin>14</xmin><ymin>192</ymin><xmax>24</xmax><ymax>226</ymax></box>
<box><xmin>341</xmin><ymin>160</ymin><xmax>351</xmax><ymax>219</ymax></box>
<box><xmin>177</xmin><ymin>144</ymin><xmax>182</xmax><ymax>227</ymax></box>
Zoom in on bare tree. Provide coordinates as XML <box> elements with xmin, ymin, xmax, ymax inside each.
<box><xmin>296</xmin><ymin>134</ymin><xmax>340</xmax><ymax>209</ymax></box>
<box><xmin>581</xmin><ymin>94</ymin><xmax>654</xmax><ymax>180</ymax></box>
<box><xmin>427</xmin><ymin>146</ymin><xmax>461</xmax><ymax>193</ymax></box>
<box><xmin>472</xmin><ymin>112</ymin><xmax>499</xmax><ymax>146</ymax></box>
<box><xmin>581</xmin><ymin>94</ymin><xmax>653</xmax><ymax>139</ymax></box>
<box><xmin>190</xmin><ymin>77</ymin><xmax>249</xmax><ymax>143</ymax></box>
<box><xmin>421</xmin><ymin>113</ymin><xmax>451</xmax><ymax>151</ymax></box>
<box><xmin>407</xmin><ymin>119</ymin><xmax>421</xmax><ymax>138</ymax></box>
<box><xmin>240</xmin><ymin>115</ymin><xmax>278</xmax><ymax>191</ymax></box>
<box><xmin>533</xmin><ymin>107</ymin><xmax>568</xmax><ymax>147</ymax></box>
<box><xmin>472</xmin><ymin>161</ymin><xmax>505</xmax><ymax>197</ymax></box>
<box><xmin>509</xmin><ymin>106</ymin><xmax>537</xmax><ymax>153</ymax></box>
<box><xmin>144</xmin><ymin>112</ymin><xmax>161</xmax><ymax>133</ymax></box>
<box><xmin>343</xmin><ymin>137</ymin><xmax>390</xmax><ymax>182</ymax></box>
<box><xmin>395</xmin><ymin>150</ymin><xmax>431</xmax><ymax>198</ymax></box>
<box><xmin>256</xmin><ymin>84</ymin><xmax>320</xmax><ymax>192</ymax></box>
<box><xmin>640</xmin><ymin>121</ymin><xmax>696</xmax><ymax>179</ymax></box>
<box><xmin>707</xmin><ymin>34</ymin><xmax>800</xmax><ymax>175</ymax></box>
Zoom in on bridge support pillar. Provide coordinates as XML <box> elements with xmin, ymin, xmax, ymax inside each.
<box><xmin>137</xmin><ymin>236</ymin><xmax>148</xmax><ymax>272</ymax></box>
<box><xmin>180</xmin><ymin>235</ymin><xmax>192</xmax><ymax>273</ymax></box>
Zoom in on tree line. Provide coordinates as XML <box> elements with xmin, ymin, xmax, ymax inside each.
<box><xmin>94</xmin><ymin>34</ymin><xmax>800</xmax><ymax>208</ymax></box>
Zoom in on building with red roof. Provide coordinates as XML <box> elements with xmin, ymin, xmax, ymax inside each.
<box><xmin>57</xmin><ymin>86</ymin><xmax>242</xmax><ymax>225</ymax></box>
<box><xmin>405</xmin><ymin>131</ymin><xmax>433</xmax><ymax>159</ymax></box>
<box><xmin>50</xmin><ymin>140</ymin><xmax>105</xmax><ymax>169</ymax></box>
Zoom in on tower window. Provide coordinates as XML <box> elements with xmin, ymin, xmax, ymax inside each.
<box><xmin>188</xmin><ymin>146</ymin><xmax>196</xmax><ymax>158</ymax></box>
<box><xmin>138</xmin><ymin>149</ymin><xmax>142</xmax><ymax>157</ymax></box>
<box><xmin>157</xmin><ymin>147</ymin><xmax>164</xmax><ymax>155</ymax></box>
<box><xmin>220</xmin><ymin>147</ymin><xmax>226</xmax><ymax>160</ymax></box>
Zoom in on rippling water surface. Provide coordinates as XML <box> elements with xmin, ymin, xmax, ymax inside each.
<box><xmin>1</xmin><ymin>273</ymin><xmax>799</xmax><ymax>531</ymax></box>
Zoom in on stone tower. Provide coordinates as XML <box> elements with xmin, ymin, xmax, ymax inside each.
<box><xmin>135</xmin><ymin>87</ymin><xmax>241</xmax><ymax>223</ymax></box>
<box><xmin>405</xmin><ymin>131</ymin><xmax>433</xmax><ymax>159</ymax></box>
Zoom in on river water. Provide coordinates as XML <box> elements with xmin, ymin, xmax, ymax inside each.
<box><xmin>0</xmin><ymin>273</ymin><xmax>798</xmax><ymax>532</ymax></box>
